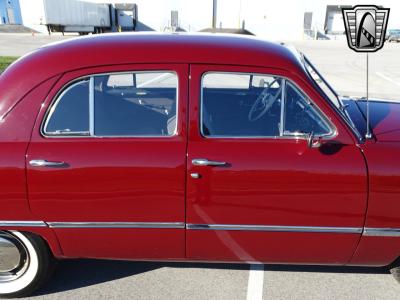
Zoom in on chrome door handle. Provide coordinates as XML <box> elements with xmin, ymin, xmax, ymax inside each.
<box><xmin>192</xmin><ymin>158</ymin><xmax>227</xmax><ymax>166</ymax></box>
<box><xmin>29</xmin><ymin>159</ymin><xmax>66</xmax><ymax>167</ymax></box>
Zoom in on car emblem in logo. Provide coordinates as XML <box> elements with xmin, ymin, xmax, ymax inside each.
<box><xmin>342</xmin><ymin>5</ymin><xmax>390</xmax><ymax>52</ymax></box>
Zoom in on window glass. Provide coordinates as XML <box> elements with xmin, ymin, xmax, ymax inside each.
<box><xmin>202</xmin><ymin>73</ymin><xmax>282</xmax><ymax>137</ymax></box>
<box><xmin>284</xmin><ymin>82</ymin><xmax>331</xmax><ymax>136</ymax></box>
<box><xmin>95</xmin><ymin>72</ymin><xmax>177</xmax><ymax>136</ymax></box>
<box><xmin>45</xmin><ymin>79</ymin><xmax>89</xmax><ymax>135</ymax></box>
<box><xmin>202</xmin><ymin>73</ymin><xmax>250</xmax><ymax>89</ymax></box>
<box><xmin>107</xmin><ymin>72</ymin><xmax>177</xmax><ymax>88</ymax></box>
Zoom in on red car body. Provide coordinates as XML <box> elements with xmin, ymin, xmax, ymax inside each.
<box><xmin>0</xmin><ymin>33</ymin><xmax>399</xmax><ymax>269</ymax></box>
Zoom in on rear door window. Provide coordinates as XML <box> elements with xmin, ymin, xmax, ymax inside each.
<box><xmin>94</xmin><ymin>72</ymin><xmax>177</xmax><ymax>136</ymax></box>
<box><xmin>43</xmin><ymin>71</ymin><xmax>178</xmax><ymax>137</ymax></box>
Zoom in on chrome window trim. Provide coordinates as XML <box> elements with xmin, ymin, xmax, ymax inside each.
<box><xmin>200</xmin><ymin>71</ymin><xmax>337</xmax><ymax>140</ymax></box>
<box><xmin>0</xmin><ymin>221</ymin><xmax>47</xmax><ymax>227</ymax></box>
<box><xmin>42</xmin><ymin>70</ymin><xmax>179</xmax><ymax>139</ymax></box>
<box><xmin>279</xmin><ymin>79</ymin><xmax>286</xmax><ymax>136</ymax></box>
<box><xmin>186</xmin><ymin>224</ymin><xmax>362</xmax><ymax>234</ymax></box>
<box><xmin>89</xmin><ymin>77</ymin><xmax>95</xmax><ymax>136</ymax></box>
<box><xmin>47</xmin><ymin>222</ymin><xmax>185</xmax><ymax>229</ymax></box>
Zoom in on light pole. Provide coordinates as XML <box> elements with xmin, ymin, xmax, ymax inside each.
<box><xmin>212</xmin><ymin>0</ymin><xmax>217</xmax><ymax>29</ymax></box>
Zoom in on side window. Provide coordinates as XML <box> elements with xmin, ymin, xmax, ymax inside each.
<box><xmin>284</xmin><ymin>82</ymin><xmax>331</xmax><ymax>136</ymax></box>
<box><xmin>201</xmin><ymin>72</ymin><xmax>333</xmax><ymax>139</ymax></box>
<box><xmin>94</xmin><ymin>72</ymin><xmax>177</xmax><ymax>136</ymax></box>
<box><xmin>44</xmin><ymin>79</ymin><xmax>90</xmax><ymax>135</ymax></box>
<box><xmin>43</xmin><ymin>71</ymin><xmax>178</xmax><ymax>137</ymax></box>
<box><xmin>201</xmin><ymin>73</ymin><xmax>283</xmax><ymax>137</ymax></box>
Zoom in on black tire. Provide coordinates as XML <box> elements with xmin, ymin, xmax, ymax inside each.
<box><xmin>0</xmin><ymin>231</ymin><xmax>57</xmax><ymax>298</ymax></box>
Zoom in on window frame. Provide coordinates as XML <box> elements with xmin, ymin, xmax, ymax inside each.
<box><xmin>41</xmin><ymin>70</ymin><xmax>179</xmax><ymax>138</ymax></box>
<box><xmin>200</xmin><ymin>71</ymin><xmax>337</xmax><ymax>140</ymax></box>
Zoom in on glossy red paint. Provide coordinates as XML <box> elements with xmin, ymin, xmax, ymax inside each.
<box><xmin>26</xmin><ymin>64</ymin><xmax>188</xmax><ymax>259</ymax></box>
<box><xmin>186</xmin><ymin>64</ymin><xmax>367</xmax><ymax>263</ymax></box>
<box><xmin>0</xmin><ymin>33</ymin><xmax>398</xmax><ymax>266</ymax></box>
<box><xmin>349</xmin><ymin>141</ymin><xmax>400</xmax><ymax>266</ymax></box>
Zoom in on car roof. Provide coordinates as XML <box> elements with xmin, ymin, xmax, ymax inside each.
<box><xmin>0</xmin><ymin>33</ymin><xmax>304</xmax><ymax>119</ymax></box>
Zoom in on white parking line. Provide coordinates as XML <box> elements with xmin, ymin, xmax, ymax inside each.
<box><xmin>246</xmin><ymin>264</ymin><xmax>265</xmax><ymax>300</ymax></box>
<box><xmin>376</xmin><ymin>72</ymin><xmax>400</xmax><ymax>87</ymax></box>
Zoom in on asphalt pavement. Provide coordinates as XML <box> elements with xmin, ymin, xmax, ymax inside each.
<box><xmin>0</xmin><ymin>33</ymin><xmax>399</xmax><ymax>100</ymax></box>
<box><xmin>20</xmin><ymin>260</ymin><xmax>400</xmax><ymax>300</ymax></box>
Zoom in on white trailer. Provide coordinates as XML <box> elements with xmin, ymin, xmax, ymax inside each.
<box><xmin>43</xmin><ymin>0</ymin><xmax>111</xmax><ymax>34</ymax></box>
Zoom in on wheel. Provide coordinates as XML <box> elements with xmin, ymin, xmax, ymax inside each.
<box><xmin>0</xmin><ymin>231</ymin><xmax>56</xmax><ymax>298</ymax></box>
<box><xmin>390</xmin><ymin>266</ymin><xmax>400</xmax><ymax>283</ymax></box>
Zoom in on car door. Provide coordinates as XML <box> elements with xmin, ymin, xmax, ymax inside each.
<box><xmin>186</xmin><ymin>64</ymin><xmax>367</xmax><ymax>264</ymax></box>
<box><xmin>27</xmin><ymin>64</ymin><xmax>188</xmax><ymax>260</ymax></box>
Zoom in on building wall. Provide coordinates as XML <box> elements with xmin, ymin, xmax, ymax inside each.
<box><xmin>87</xmin><ymin>0</ymin><xmax>400</xmax><ymax>40</ymax></box>
<box><xmin>18</xmin><ymin>0</ymin><xmax>47</xmax><ymax>32</ymax></box>
<box><xmin>14</xmin><ymin>0</ymin><xmax>400</xmax><ymax>39</ymax></box>
<box><xmin>0</xmin><ymin>0</ymin><xmax>22</xmax><ymax>24</ymax></box>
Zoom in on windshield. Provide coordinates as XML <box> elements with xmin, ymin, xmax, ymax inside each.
<box><xmin>302</xmin><ymin>55</ymin><xmax>342</xmax><ymax>110</ymax></box>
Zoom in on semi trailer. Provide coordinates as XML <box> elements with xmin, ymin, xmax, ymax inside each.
<box><xmin>43</xmin><ymin>0</ymin><xmax>112</xmax><ymax>35</ymax></box>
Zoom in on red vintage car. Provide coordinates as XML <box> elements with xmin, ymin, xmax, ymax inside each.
<box><xmin>0</xmin><ymin>33</ymin><xmax>399</xmax><ymax>297</ymax></box>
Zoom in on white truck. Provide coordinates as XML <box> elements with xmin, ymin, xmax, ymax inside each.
<box><xmin>43</xmin><ymin>0</ymin><xmax>111</xmax><ymax>35</ymax></box>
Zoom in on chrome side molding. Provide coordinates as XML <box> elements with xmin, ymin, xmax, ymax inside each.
<box><xmin>0</xmin><ymin>221</ymin><xmax>47</xmax><ymax>227</ymax></box>
<box><xmin>186</xmin><ymin>224</ymin><xmax>363</xmax><ymax>234</ymax></box>
<box><xmin>47</xmin><ymin>222</ymin><xmax>185</xmax><ymax>229</ymax></box>
<box><xmin>0</xmin><ymin>220</ymin><xmax>400</xmax><ymax>237</ymax></box>
<box><xmin>363</xmin><ymin>228</ymin><xmax>400</xmax><ymax>237</ymax></box>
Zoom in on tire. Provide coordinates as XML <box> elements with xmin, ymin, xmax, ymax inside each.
<box><xmin>0</xmin><ymin>231</ymin><xmax>56</xmax><ymax>298</ymax></box>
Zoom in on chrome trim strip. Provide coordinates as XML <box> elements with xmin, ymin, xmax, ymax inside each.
<box><xmin>89</xmin><ymin>77</ymin><xmax>95</xmax><ymax>136</ymax></box>
<box><xmin>47</xmin><ymin>222</ymin><xmax>185</xmax><ymax>229</ymax></box>
<box><xmin>186</xmin><ymin>224</ymin><xmax>362</xmax><ymax>234</ymax></box>
<box><xmin>279</xmin><ymin>78</ymin><xmax>286</xmax><ymax>136</ymax></box>
<box><xmin>363</xmin><ymin>228</ymin><xmax>400</xmax><ymax>237</ymax></box>
<box><xmin>0</xmin><ymin>221</ymin><xmax>47</xmax><ymax>227</ymax></box>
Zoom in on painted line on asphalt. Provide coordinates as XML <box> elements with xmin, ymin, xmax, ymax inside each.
<box><xmin>376</xmin><ymin>72</ymin><xmax>400</xmax><ymax>87</ymax></box>
<box><xmin>246</xmin><ymin>264</ymin><xmax>264</xmax><ymax>300</ymax></box>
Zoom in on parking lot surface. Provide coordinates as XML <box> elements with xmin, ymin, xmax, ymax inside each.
<box><xmin>1</xmin><ymin>33</ymin><xmax>399</xmax><ymax>100</ymax></box>
<box><xmin>1</xmin><ymin>33</ymin><xmax>400</xmax><ymax>299</ymax></box>
<box><xmin>19</xmin><ymin>260</ymin><xmax>400</xmax><ymax>300</ymax></box>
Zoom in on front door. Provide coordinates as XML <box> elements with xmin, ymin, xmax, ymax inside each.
<box><xmin>27</xmin><ymin>64</ymin><xmax>188</xmax><ymax>260</ymax></box>
<box><xmin>186</xmin><ymin>65</ymin><xmax>367</xmax><ymax>264</ymax></box>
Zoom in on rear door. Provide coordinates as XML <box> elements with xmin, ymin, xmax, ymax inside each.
<box><xmin>27</xmin><ymin>64</ymin><xmax>188</xmax><ymax>260</ymax></box>
<box><xmin>186</xmin><ymin>64</ymin><xmax>367</xmax><ymax>264</ymax></box>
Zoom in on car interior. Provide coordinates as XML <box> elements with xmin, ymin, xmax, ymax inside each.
<box><xmin>202</xmin><ymin>79</ymin><xmax>330</xmax><ymax>137</ymax></box>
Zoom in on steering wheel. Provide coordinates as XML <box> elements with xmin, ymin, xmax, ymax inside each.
<box><xmin>248</xmin><ymin>79</ymin><xmax>283</xmax><ymax>122</ymax></box>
